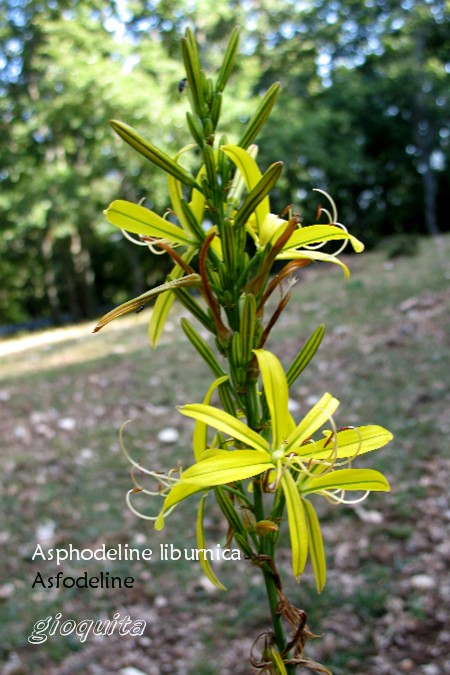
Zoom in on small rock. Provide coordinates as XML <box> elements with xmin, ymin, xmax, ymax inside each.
<box><xmin>119</xmin><ymin>669</ymin><xmax>147</xmax><ymax>675</ymax></box>
<box><xmin>157</xmin><ymin>427</ymin><xmax>179</xmax><ymax>443</ymax></box>
<box><xmin>399</xmin><ymin>658</ymin><xmax>415</xmax><ymax>672</ymax></box>
<box><xmin>410</xmin><ymin>574</ymin><xmax>436</xmax><ymax>591</ymax></box>
<box><xmin>35</xmin><ymin>520</ymin><xmax>56</xmax><ymax>546</ymax></box>
<box><xmin>154</xmin><ymin>595</ymin><xmax>168</xmax><ymax>609</ymax></box>
<box><xmin>58</xmin><ymin>416</ymin><xmax>77</xmax><ymax>431</ymax></box>
<box><xmin>0</xmin><ymin>583</ymin><xmax>14</xmax><ymax>599</ymax></box>
<box><xmin>422</xmin><ymin>665</ymin><xmax>440</xmax><ymax>675</ymax></box>
<box><xmin>288</xmin><ymin>398</ymin><xmax>300</xmax><ymax>412</ymax></box>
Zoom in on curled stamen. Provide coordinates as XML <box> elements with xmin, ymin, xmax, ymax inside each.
<box><xmin>318</xmin><ymin>489</ymin><xmax>371</xmax><ymax>506</ymax></box>
<box><xmin>120</xmin><ymin>228</ymin><xmax>150</xmax><ymax>247</ymax></box>
<box><xmin>120</xmin><ymin>420</ymin><xmax>182</xmax><ymax>521</ymax></box>
<box><xmin>313</xmin><ymin>188</ymin><xmax>338</xmax><ymax>222</ymax></box>
<box><xmin>145</xmin><ymin>240</ymin><xmax>168</xmax><ymax>255</ymax></box>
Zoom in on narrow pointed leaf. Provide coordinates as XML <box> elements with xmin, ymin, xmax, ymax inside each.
<box><xmin>302</xmin><ymin>426</ymin><xmax>394</xmax><ymax>460</ymax></box>
<box><xmin>93</xmin><ymin>274</ymin><xmax>200</xmax><ymax>332</ymax></box>
<box><xmin>302</xmin><ymin>468</ymin><xmax>391</xmax><ymax>494</ymax></box>
<box><xmin>240</xmin><ymin>293</ymin><xmax>256</xmax><ymax>364</ymax></box>
<box><xmin>180</xmin><ymin>403</ymin><xmax>270</xmax><ymax>454</ymax></box>
<box><xmin>174</xmin><ymin>287</ymin><xmax>216</xmax><ymax>333</ymax></box>
<box><xmin>303</xmin><ymin>498</ymin><xmax>326</xmax><ymax>592</ymax></box>
<box><xmin>214</xmin><ymin>486</ymin><xmax>248</xmax><ymax>540</ymax></box>
<box><xmin>268</xmin><ymin>645</ymin><xmax>288</xmax><ymax>674</ymax></box>
<box><xmin>110</xmin><ymin>120</ymin><xmax>199</xmax><ymax>188</ymax></box>
<box><xmin>216</xmin><ymin>27</ymin><xmax>239</xmax><ymax>92</ymax></box>
<box><xmin>281</xmin><ymin>471</ymin><xmax>308</xmax><ymax>578</ymax></box>
<box><xmin>253</xmin><ymin>349</ymin><xmax>290</xmax><ymax>450</ymax></box>
<box><xmin>197</xmin><ymin>494</ymin><xmax>227</xmax><ymax>590</ymax></box>
<box><xmin>149</xmin><ymin>250</ymin><xmax>196</xmax><ymax>348</ymax></box>
<box><xmin>286</xmin><ymin>325</ymin><xmax>325</xmax><ymax>387</ymax></box>
<box><xmin>105</xmin><ymin>200</ymin><xmax>195</xmax><ymax>246</ymax></box>
<box><xmin>167</xmin><ymin>164</ymin><xmax>200</xmax><ymax>238</ymax></box>
<box><xmin>234</xmin><ymin>162</ymin><xmax>283</xmax><ymax>230</ymax></box>
<box><xmin>238</xmin><ymin>82</ymin><xmax>281</xmax><ymax>149</ymax></box>
<box><xmin>180</xmin><ymin>318</ymin><xmax>227</xmax><ymax>378</ymax></box>
<box><xmin>193</xmin><ymin>376</ymin><xmax>229</xmax><ymax>460</ymax></box>
<box><xmin>284</xmin><ymin>394</ymin><xmax>339</xmax><ymax>454</ymax></box>
<box><xmin>148</xmin><ymin>290</ymin><xmax>176</xmax><ymax>349</ymax></box>
<box><xmin>190</xmin><ymin>163</ymin><xmax>207</xmax><ymax>222</ymax></box>
<box><xmin>181</xmin><ymin>31</ymin><xmax>205</xmax><ymax>116</ymax></box>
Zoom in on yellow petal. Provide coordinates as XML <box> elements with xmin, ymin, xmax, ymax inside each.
<box><xmin>300</xmin><ymin>425</ymin><xmax>393</xmax><ymax>459</ymax></box>
<box><xmin>180</xmin><ymin>403</ymin><xmax>270</xmax><ymax>454</ymax></box>
<box><xmin>253</xmin><ymin>349</ymin><xmax>290</xmax><ymax>450</ymax></box>
<box><xmin>283</xmin><ymin>224</ymin><xmax>364</xmax><ymax>253</ymax></box>
<box><xmin>302</xmin><ymin>468</ymin><xmax>390</xmax><ymax>494</ymax></box>
<box><xmin>281</xmin><ymin>471</ymin><xmax>308</xmax><ymax>578</ymax></box>
<box><xmin>284</xmin><ymin>393</ymin><xmax>339</xmax><ymax>454</ymax></box>
<box><xmin>180</xmin><ymin>450</ymin><xmax>273</xmax><ymax>486</ymax></box>
<box><xmin>196</xmin><ymin>494</ymin><xmax>227</xmax><ymax>590</ymax></box>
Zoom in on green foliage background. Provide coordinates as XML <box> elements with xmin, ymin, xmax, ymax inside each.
<box><xmin>1</xmin><ymin>0</ymin><xmax>449</xmax><ymax>325</ymax></box>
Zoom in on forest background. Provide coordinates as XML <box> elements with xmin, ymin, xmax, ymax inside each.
<box><xmin>1</xmin><ymin>0</ymin><xmax>449</xmax><ymax>329</ymax></box>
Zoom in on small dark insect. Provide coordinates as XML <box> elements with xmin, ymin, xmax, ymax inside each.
<box><xmin>135</xmin><ymin>304</ymin><xmax>146</xmax><ymax>314</ymax></box>
<box><xmin>178</xmin><ymin>77</ymin><xmax>188</xmax><ymax>93</ymax></box>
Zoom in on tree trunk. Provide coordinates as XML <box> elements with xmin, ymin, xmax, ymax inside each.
<box><xmin>41</xmin><ymin>231</ymin><xmax>62</xmax><ymax>324</ymax></box>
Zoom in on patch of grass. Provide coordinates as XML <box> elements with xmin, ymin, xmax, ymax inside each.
<box><xmin>1</xmin><ymin>235</ymin><xmax>450</xmax><ymax>671</ymax></box>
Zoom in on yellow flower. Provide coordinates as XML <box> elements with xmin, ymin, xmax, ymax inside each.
<box><xmin>154</xmin><ymin>349</ymin><xmax>392</xmax><ymax>589</ymax></box>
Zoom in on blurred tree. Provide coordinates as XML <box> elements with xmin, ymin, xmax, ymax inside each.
<box><xmin>0</xmin><ymin>0</ymin><xmax>184</xmax><ymax>324</ymax></box>
<box><xmin>251</xmin><ymin>0</ymin><xmax>449</xmax><ymax>240</ymax></box>
<box><xmin>1</xmin><ymin>0</ymin><xmax>448</xmax><ymax>325</ymax></box>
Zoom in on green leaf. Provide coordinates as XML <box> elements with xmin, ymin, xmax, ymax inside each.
<box><xmin>189</xmin><ymin>163</ymin><xmax>207</xmax><ymax>222</ymax></box>
<box><xmin>233</xmin><ymin>162</ymin><xmax>283</xmax><ymax>231</ymax></box>
<box><xmin>286</xmin><ymin>325</ymin><xmax>325</xmax><ymax>387</ymax></box>
<box><xmin>167</xmin><ymin>161</ymin><xmax>199</xmax><ymax>239</ymax></box>
<box><xmin>93</xmin><ymin>274</ymin><xmax>200</xmax><ymax>332</ymax></box>
<box><xmin>268</xmin><ymin>645</ymin><xmax>288</xmax><ymax>674</ymax></box>
<box><xmin>193</xmin><ymin>376</ymin><xmax>229</xmax><ymax>461</ymax></box>
<box><xmin>240</xmin><ymin>293</ymin><xmax>256</xmax><ymax>364</ymax></box>
<box><xmin>284</xmin><ymin>393</ymin><xmax>339</xmax><ymax>455</ymax></box>
<box><xmin>180</xmin><ymin>403</ymin><xmax>270</xmax><ymax>454</ymax></box>
<box><xmin>180</xmin><ymin>318</ymin><xmax>227</xmax><ymax>378</ymax></box>
<box><xmin>148</xmin><ymin>290</ymin><xmax>175</xmax><ymax>349</ymax></box>
<box><xmin>283</xmin><ymin>224</ymin><xmax>364</xmax><ymax>253</ymax></box>
<box><xmin>174</xmin><ymin>287</ymin><xmax>216</xmax><ymax>333</ymax></box>
<box><xmin>105</xmin><ymin>200</ymin><xmax>195</xmax><ymax>246</ymax></box>
<box><xmin>197</xmin><ymin>494</ymin><xmax>227</xmax><ymax>590</ymax></box>
<box><xmin>110</xmin><ymin>120</ymin><xmax>199</xmax><ymax>188</ymax></box>
<box><xmin>302</xmin><ymin>468</ymin><xmax>391</xmax><ymax>494</ymax></box>
<box><xmin>303</xmin><ymin>498</ymin><xmax>326</xmax><ymax>593</ymax></box>
<box><xmin>238</xmin><ymin>82</ymin><xmax>281</xmax><ymax>149</ymax></box>
<box><xmin>281</xmin><ymin>471</ymin><xmax>308</xmax><ymax>578</ymax></box>
<box><xmin>181</xmin><ymin>29</ymin><xmax>205</xmax><ymax>117</ymax></box>
<box><xmin>215</xmin><ymin>27</ymin><xmax>240</xmax><ymax>93</ymax></box>
<box><xmin>253</xmin><ymin>349</ymin><xmax>290</xmax><ymax>450</ymax></box>
<box><xmin>148</xmin><ymin>250</ymin><xmax>196</xmax><ymax>348</ymax></box>
<box><xmin>179</xmin><ymin>450</ymin><xmax>273</xmax><ymax>486</ymax></box>
<box><xmin>303</xmin><ymin>425</ymin><xmax>394</xmax><ymax>460</ymax></box>
<box><xmin>214</xmin><ymin>486</ymin><xmax>248</xmax><ymax>541</ymax></box>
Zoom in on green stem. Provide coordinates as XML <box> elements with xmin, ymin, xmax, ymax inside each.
<box><xmin>253</xmin><ymin>482</ymin><xmax>296</xmax><ymax>674</ymax></box>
